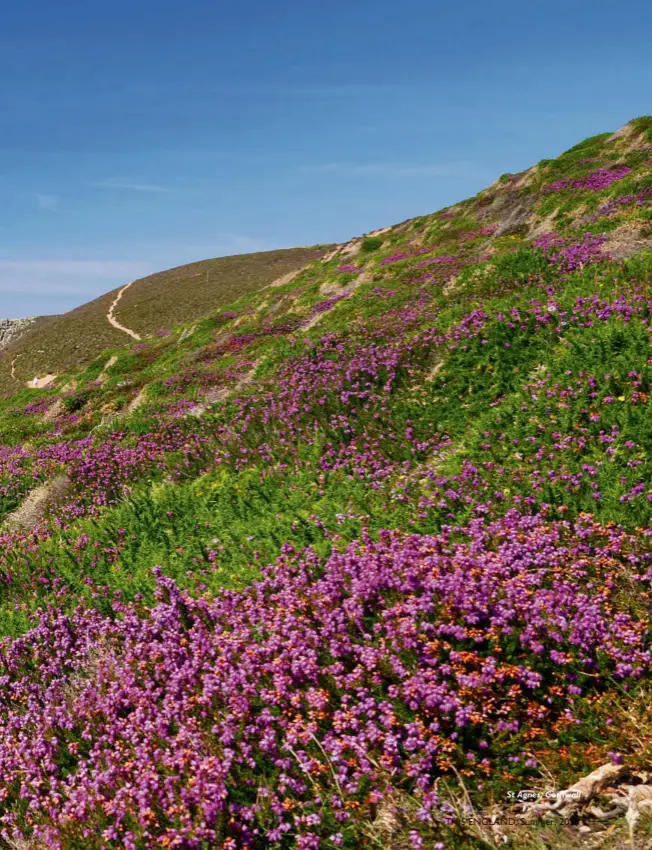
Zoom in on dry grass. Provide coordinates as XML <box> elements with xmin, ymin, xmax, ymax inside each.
<box><xmin>0</xmin><ymin>246</ymin><xmax>333</xmax><ymax>398</ymax></box>
<box><xmin>364</xmin><ymin>790</ymin><xmax>422</xmax><ymax>849</ymax></box>
<box><xmin>603</xmin><ymin>222</ymin><xmax>652</xmax><ymax>261</ymax></box>
<box><xmin>114</xmin><ymin>247</ymin><xmax>333</xmax><ymax>334</ymax></box>
<box><xmin>486</xmin><ymin>686</ymin><xmax>652</xmax><ymax>850</ymax></box>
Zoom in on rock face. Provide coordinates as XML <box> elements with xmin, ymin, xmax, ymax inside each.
<box><xmin>0</xmin><ymin>317</ymin><xmax>36</xmax><ymax>349</ymax></box>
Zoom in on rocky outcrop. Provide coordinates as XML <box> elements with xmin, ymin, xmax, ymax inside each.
<box><xmin>0</xmin><ymin>317</ymin><xmax>37</xmax><ymax>349</ymax></box>
<box><xmin>4</xmin><ymin>474</ymin><xmax>71</xmax><ymax>531</ymax></box>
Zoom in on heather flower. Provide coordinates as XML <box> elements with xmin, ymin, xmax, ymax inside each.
<box><xmin>0</xmin><ymin>512</ymin><xmax>647</xmax><ymax>846</ymax></box>
<box><xmin>533</xmin><ymin>232</ymin><xmax>608</xmax><ymax>272</ymax></box>
<box><xmin>544</xmin><ymin>166</ymin><xmax>631</xmax><ymax>193</ymax></box>
<box><xmin>0</xmin><ymin>119</ymin><xmax>649</xmax><ymax>849</ymax></box>
<box><xmin>335</xmin><ymin>264</ymin><xmax>362</xmax><ymax>274</ymax></box>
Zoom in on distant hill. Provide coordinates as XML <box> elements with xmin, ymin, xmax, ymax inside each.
<box><xmin>0</xmin><ymin>245</ymin><xmax>333</xmax><ymax>396</ymax></box>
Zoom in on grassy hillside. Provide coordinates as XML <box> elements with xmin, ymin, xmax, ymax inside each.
<box><xmin>0</xmin><ymin>245</ymin><xmax>333</xmax><ymax>397</ymax></box>
<box><xmin>0</xmin><ymin>118</ymin><xmax>651</xmax><ymax>848</ymax></box>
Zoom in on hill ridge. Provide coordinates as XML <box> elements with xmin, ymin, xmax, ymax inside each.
<box><xmin>0</xmin><ymin>244</ymin><xmax>333</xmax><ymax>395</ymax></box>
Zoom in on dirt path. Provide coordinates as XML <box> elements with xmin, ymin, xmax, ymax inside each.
<box><xmin>107</xmin><ymin>282</ymin><xmax>141</xmax><ymax>340</ymax></box>
<box><xmin>26</xmin><ymin>374</ymin><xmax>57</xmax><ymax>389</ymax></box>
<box><xmin>10</xmin><ymin>353</ymin><xmax>22</xmax><ymax>381</ymax></box>
<box><xmin>13</xmin><ymin>351</ymin><xmax>59</xmax><ymax>390</ymax></box>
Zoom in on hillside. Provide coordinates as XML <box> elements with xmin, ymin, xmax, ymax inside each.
<box><xmin>0</xmin><ymin>315</ymin><xmax>56</xmax><ymax>350</ymax></box>
<box><xmin>0</xmin><ymin>245</ymin><xmax>333</xmax><ymax>397</ymax></box>
<box><xmin>0</xmin><ymin>117</ymin><xmax>651</xmax><ymax>848</ymax></box>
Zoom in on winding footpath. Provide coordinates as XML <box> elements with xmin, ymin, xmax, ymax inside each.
<box><xmin>107</xmin><ymin>282</ymin><xmax>141</xmax><ymax>340</ymax></box>
<box><xmin>10</xmin><ymin>353</ymin><xmax>22</xmax><ymax>381</ymax></box>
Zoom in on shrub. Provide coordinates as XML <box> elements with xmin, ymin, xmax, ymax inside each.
<box><xmin>62</xmin><ymin>390</ymin><xmax>92</xmax><ymax>413</ymax></box>
<box><xmin>360</xmin><ymin>236</ymin><xmax>385</xmax><ymax>253</ymax></box>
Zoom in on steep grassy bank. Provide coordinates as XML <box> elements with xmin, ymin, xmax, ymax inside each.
<box><xmin>0</xmin><ymin>119</ymin><xmax>650</xmax><ymax>848</ymax></box>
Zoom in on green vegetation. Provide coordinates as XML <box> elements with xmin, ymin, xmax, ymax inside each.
<box><xmin>0</xmin><ymin>118</ymin><xmax>650</xmax><ymax>848</ymax></box>
<box><xmin>360</xmin><ymin>235</ymin><xmax>385</xmax><ymax>252</ymax></box>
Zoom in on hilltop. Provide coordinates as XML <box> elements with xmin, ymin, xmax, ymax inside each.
<box><xmin>0</xmin><ymin>117</ymin><xmax>651</xmax><ymax>848</ymax></box>
<box><xmin>0</xmin><ymin>245</ymin><xmax>333</xmax><ymax>397</ymax></box>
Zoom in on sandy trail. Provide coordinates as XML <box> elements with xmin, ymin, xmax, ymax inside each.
<box><xmin>107</xmin><ymin>282</ymin><xmax>141</xmax><ymax>340</ymax></box>
<box><xmin>10</xmin><ymin>354</ymin><xmax>22</xmax><ymax>381</ymax></box>
<box><xmin>13</xmin><ymin>353</ymin><xmax>58</xmax><ymax>389</ymax></box>
<box><xmin>26</xmin><ymin>374</ymin><xmax>57</xmax><ymax>389</ymax></box>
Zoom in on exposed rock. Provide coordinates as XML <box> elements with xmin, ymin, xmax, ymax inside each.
<box><xmin>301</xmin><ymin>275</ymin><xmax>368</xmax><ymax>332</ymax></box>
<box><xmin>4</xmin><ymin>475</ymin><xmax>71</xmax><ymax>531</ymax></box>
<box><xmin>319</xmin><ymin>271</ymin><xmax>371</xmax><ymax>297</ymax></box>
<box><xmin>607</xmin><ymin>121</ymin><xmax>637</xmax><ymax>143</ymax></box>
<box><xmin>603</xmin><ymin>221</ymin><xmax>652</xmax><ymax>260</ymax></box>
<box><xmin>485</xmin><ymin>165</ymin><xmax>539</xmax><ymax>195</ymax></box>
<box><xmin>188</xmin><ymin>363</ymin><xmax>259</xmax><ymax>417</ymax></box>
<box><xmin>0</xmin><ymin>317</ymin><xmax>37</xmax><ymax>349</ymax></box>
<box><xmin>321</xmin><ymin>245</ymin><xmax>344</xmax><ymax>263</ymax></box>
<box><xmin>97</xmin><ymin>355</ymin><xmax>118</xmax><ymax>385</ymax></box>
<box><xmin>484</xmin><ymin>190</ymin><xmax>537</xmax><ymax>237</ymax></box>
<box><xmin>528</xmin><ymin>211</ymin><xmax>558</xmax><ymax>240</ymax></box>
<box><xmin>530</xmin><ymin>761</ymin><xmax>628</xmax><ymax>820</ymax></box>
<box><xmin>322</xmin><ymin>239</ymin><xmax>363</xmax><ymax>263</ymax></box>
<box><xmin>339</xmin><ymin>241</ymin><xmax>362</xmax><ymax>258</ymax></box>
<box><xmin>187</xmin><ymin>386</ymin><xmax>230</xmax><ymax>418</ymax></box>
<box><xmin>124</xmin><ymin>387</ymin><xmax>148</xmax><ymax>415</ymax></box>
<box><xmin>266</xmin><ymin>269</ymin><xmax>303</xmax><ymax>289</ymax></box>
<box><xmin>522</xmin><ymin>760</ymin><xmax>652</xmax><ymax>846</ymax></box>
<box><xmin>511</xmin><ymin>163</ymin><xmax>540</xmax><ymax>189</ymax></box>
<box><xmin>42</xmin><ymin>399</ymin><xmax>64</xmax><ymax>422</ymax></box>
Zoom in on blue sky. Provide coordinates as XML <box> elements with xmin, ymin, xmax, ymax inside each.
<box><xmin>1</xmin><ymin>0</ymin><xmax>651</xmax><ymax>318</ymax></box>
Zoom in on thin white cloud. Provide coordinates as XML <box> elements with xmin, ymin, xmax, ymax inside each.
<box><xmin>300</xmin><ymin>161</ymin><xmax>488</xmax><ymax>178</ymax></box>
<box><xmin>89</xmin><ymin>179</ymin><xmax>171</xmax><ymax>193</ymax></box>
<box><xmin>0</xmin><ymin>234</ymin><xmax>282</xmax><ymax>313</ymax></box>
<box><xmin>36</xmin><ymin>193</ymin><xmax>60</xmax><ymax>213</ymax></box>
<box><xmin>0</xmin><ymin>260</ymin><xmax>154</xmax><ymax>296</ymax></box>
